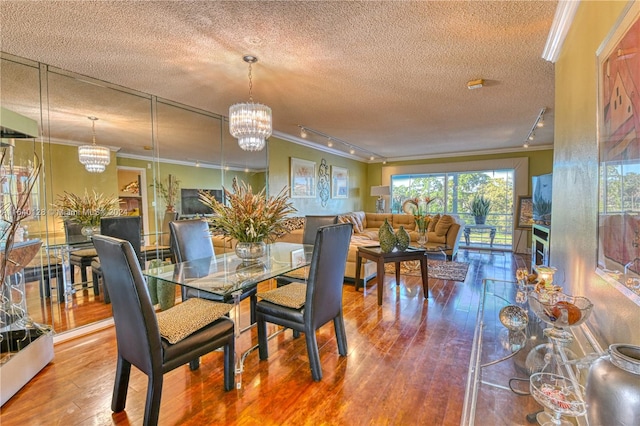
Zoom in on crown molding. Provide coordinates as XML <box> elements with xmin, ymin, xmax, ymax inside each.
<box><xmin>542</xmin><ymin>0</ymin><xmax>581</xmax><ymax>63</ymax></box>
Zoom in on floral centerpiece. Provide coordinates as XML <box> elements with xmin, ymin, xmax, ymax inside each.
<box><xmin>52</xmin><ymin>189</ymin><xmax>120</xmax><ymax>234</ymax></box>
<box><xmin>403</xmin><ymin>196</ymin><xmax>436</xmax><ymax>247</ymax></box>
<box><xmin>198</xmin><ymin>180</ymin><xmax>296</xmax><ymax>261</ymax></box>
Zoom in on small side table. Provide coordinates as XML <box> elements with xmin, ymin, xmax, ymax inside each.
<box><xmin>464</xmin><ymin>224</ymin><xmax>497</xmax><ymax>246</ymax></box>
<box><xmin>355</xmin><ymin>245</ymin><xmax>428</xmax><ymax>305</ymax></box>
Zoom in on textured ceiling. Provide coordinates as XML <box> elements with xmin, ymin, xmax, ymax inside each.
<box><xmin>0</xmin><ymin>0</ymin><xmax>557</xmax><ymax>165</ymax></box>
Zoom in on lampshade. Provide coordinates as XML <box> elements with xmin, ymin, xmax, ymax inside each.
<box><xmin>229</xmin><ymin>55</ymin><xmax>272</xmax><ymax>152</ymax></box>
<box><xmin>78</xmin><ymin>116</ymin><xmax>110</xmax><ymax>173</ymax></box>
<box><xmin>371</xmin><ymin>185</ymin><xmax>390</xmax><ymax>197</ymax></box>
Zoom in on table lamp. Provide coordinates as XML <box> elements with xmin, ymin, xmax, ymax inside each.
<box><xmin>371</xmin><ymin>185</ymin><xmax>390</xmax><ymax>213</ymax></box>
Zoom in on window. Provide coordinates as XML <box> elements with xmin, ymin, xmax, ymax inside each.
<box><xmin>391</xmin><ymin>169</ymin><xmax>515</xmax><ymax>246</ymax></box>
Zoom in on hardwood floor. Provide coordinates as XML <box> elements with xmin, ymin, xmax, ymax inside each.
<box><xmin>1</xmin><ymin>249</ymin><xmax>527</xmax><ymax>425</ymax></box>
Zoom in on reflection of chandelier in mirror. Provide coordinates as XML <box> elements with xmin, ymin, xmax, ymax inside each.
<box><xmin>78</xmin><ymin>116</ymin><xmax>110</xmax><ymax>173</ymax></box>
<box><xmin>229</xmin><ymin>55</ymin><xmax>272</xmax><ymax>152</ymax></box>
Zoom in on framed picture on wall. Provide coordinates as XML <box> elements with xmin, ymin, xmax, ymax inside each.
<box><xmin>595</xmin><ymin>0</ymin><xmax>640</xmax><ymax>304</ymax></box>
<box><xmin>516</xmin><ymin>196</ymin><xmax>533</xmax><ymax>229</ymax></box>
<box><xmin>331</xmin><ymin>166</ymin><xmax>349</xmax><ymax>199</ymax></box>
<box><xmin>290</xmin><ymin>157</ymin><xmax>316</xmax><ymax>198</ymax></box>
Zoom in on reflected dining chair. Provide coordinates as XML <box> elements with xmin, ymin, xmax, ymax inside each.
<box><xmin>92</xmin><ymin>235</ymin><xmax>235</xmax><ymax>426</ymax></box>
<box><xmin>255</xmin><ymin>222</ymin><xmax>352</xmax><ymax>381</ymax></box>
<box><xmin>275</xmin><ymin>215</ymin><xmax>338</xmax><ymax>288</ymax></box>
<box><xmin>91</xmin><ymin>216</ymin><xmax>142</xmax><ymax>303</ymax></box>
<box><xmin>64</xmin><ymin>220</ymin><xmax>99</xmax><ymax>293</ymax></box>
<box><xmin>169</xmin><ymin>218</ymin><xmax>259</xmax><ymax>323</ymax></box>
<box><xmin>141</xmin><ymin>211</ymin><xmax>178</xmax><ymax>263</ymax></box>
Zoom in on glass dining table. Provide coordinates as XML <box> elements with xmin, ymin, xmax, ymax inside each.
<box><xmin>143</xmin><ymin>241</ymin><xmax>313</xmax><ymax>386</ymax></box>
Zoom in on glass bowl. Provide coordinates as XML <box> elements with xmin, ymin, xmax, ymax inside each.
<box><xmin>530</xmin><ymin>372</ymin><xmax>586</xmax><ymax>425</ymax></box>
<box><xmin>528</xmin><ymin>291</ymin><xmax>593</xmax><ymax>343</ymax></box>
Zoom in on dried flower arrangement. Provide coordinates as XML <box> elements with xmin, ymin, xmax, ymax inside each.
<box><xmin>198</xmin><ymin>180</ymin><xmax>296</xmax><ymax>243</ymax></box>
<box><xmin>52</xmin><ymin>189</ymin><xmax>120</xmax><ymax>227</ymax></box>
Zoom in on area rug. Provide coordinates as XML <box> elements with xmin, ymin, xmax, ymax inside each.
<box><xmin>385</xmin><ymin>259</ymin><xmax>470</xmax><ymax>282</ymax></box>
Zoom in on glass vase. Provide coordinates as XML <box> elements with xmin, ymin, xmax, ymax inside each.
<box><xmin>81</xmin><ymin>225</ymin><xmax>100</xmax><ymax>238</ymax></box>
<box><xmin>417</xmin><ymin>229</ymin><xmax>428</xmax><ymax>248</ymax></box>
<box><xmin>235</xmin><ymin>241</ymin><xmax>266</xmax><ymax>263</ymax></box>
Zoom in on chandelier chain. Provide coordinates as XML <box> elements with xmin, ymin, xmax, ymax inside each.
<box><xmin>247</xmin><ymin>62</ymin><xmax>253</xmax><ymax>102</ymax></box>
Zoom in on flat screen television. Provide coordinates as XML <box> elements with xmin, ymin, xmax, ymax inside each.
<box><xmin>180</xmin><ymin>188</ymin><xmax>223</xmax><ymax>216</ymax></box>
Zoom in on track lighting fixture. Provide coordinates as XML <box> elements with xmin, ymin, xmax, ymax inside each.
<box><xmin>295</xmin><ymin>125</ymin><xmax>384</xmax><ymax>161</ymax></box>
<box><xmin>524</xmin><ymin>107</ymin><xmax>546</xmax><ymax>148</ymax></box>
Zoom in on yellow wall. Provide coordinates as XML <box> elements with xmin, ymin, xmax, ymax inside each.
<box><xmin>554</xmin><ymin>0</ymin><xmax>638</xmax><ymax>346</ymax></box>
<box><xmin>268</xmin><ymin>136</ymin><xmax>368</xmax><ymax>215</ymax></box>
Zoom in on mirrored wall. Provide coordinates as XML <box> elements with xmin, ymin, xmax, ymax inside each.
<box><xmin>1</xmin><ymin>52</ymin><xmax>268</xmax><ymax>336</ymax></box>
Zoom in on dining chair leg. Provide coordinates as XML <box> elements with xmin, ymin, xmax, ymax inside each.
<box><xmin>334</xmin><ymin>314</ymin><xmax>348</xmax><ymax>356</ymax></box>
<box><xmin>144</xmin><ymin>373</ymin><xmax>163</xmax><ymax>426</ymax></box>
<box><xmin>305</xmin><ymin>330</ymin><xmax>322</xmax><ymax>381</ymax></box>
<box><xmin>257</xmin><ymin>316</ymin><xmax>269</xmax><ymax>360</ymax></box>
<box><xmin>112</xmin><ymin>356</ymin><xmax>131</xmax><ymax>412</ymax></box>
<box><xmin>224</xmin><ymin>337</ymin><xmax>235</xmax><ymax>391</ymax></box>
<box><xmin>250</xmin><ymin>294</ymin><xmax>257</xmax><ymax>324</ymax></box>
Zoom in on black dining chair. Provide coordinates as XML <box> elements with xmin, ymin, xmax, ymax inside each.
<box><xmin>169</xmin><ymin>218</ymin><xmax>258</xmax><ymax>323</ymax></box>
<box><xmin>64</xmin><ymin>220</ymin><xmax>99</xmax><ymax>293</ymax></box>
<box><xmin>255</xmin><ymin>222</ymin><xmax>352</xmax><ymax>381</ymax></box>
<box><xmin>91</xmin><ymin>216</ymin><xmax>143</xmax><ymax>303</ymax></box>
<box><xmin>275</xmin><ymin>215</ymin><xmax>338</xmax><ymax>288</ymax></box>
<box><xmin>92</xmin><ymin>235</ymin><xmax>235</xmax><ymax>426</ymax></box>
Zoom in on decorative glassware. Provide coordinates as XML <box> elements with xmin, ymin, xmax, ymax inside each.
<box><xmin>235</xmin><ymin>241</ymin><xmax>266</xmax><ymax>263</ymax></box>
<box><xmin>417</xmin><ymin>229</ymin><xmax>427</xmax><ymax>248</ymax></box>
<box><xmin>499</xmin><ymin>305</ymin><xmax>529</xmax><ymax>331</ymax></box>
<box><xmin>528</xmin><ymin>291</ymin><xmax>593</xmax><ymax>343</ymax></box>
<box><xmin>530</xmin><ymin>373</ymin><xmax>586</xmax><ymax>426</ymax></box>
<box><xmin>81</xmin><ymin>225</ymin><xmax>101</xmax><ymax>237</ymax></box>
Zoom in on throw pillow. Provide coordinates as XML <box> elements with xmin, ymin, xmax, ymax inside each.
<box><xmin>156</xmin><ymin>298</ymin><xmax>232</xmax><ymax>344</ymax></box>
<box><xmin>349</xmin><ymin>213</ymin><xmax>364</xmax><ymax>233</ymax></box>
<box><xmin>428</xmin><ymin>214</ymin><xmax>441</xmax><ymax>232</ymax></box>
<box><xmin>257</xmin><ymin>282</ymin><xmax>307</xmax><ymax>309</ymax></box>
<box><xmin>435</xmin><ymin>214</ymin><xmax>454</xmax><ymax>237</ymax></box>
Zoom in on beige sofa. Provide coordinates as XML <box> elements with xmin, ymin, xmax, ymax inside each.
<box><xmin>275</xmin><ymin>211</ymin><xmax>465</xmax><ymax>285</ymax></box>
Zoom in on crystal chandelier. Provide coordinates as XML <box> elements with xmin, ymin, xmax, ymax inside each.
<box><xmin>229</xmin><ymin>55</ymin><xmax>272</xmax><ymax>151</ymax></box>
<box><xmin>78</xmin><ymin>116</ymin><xmax>110</xmax><ymax>173</ymax></box>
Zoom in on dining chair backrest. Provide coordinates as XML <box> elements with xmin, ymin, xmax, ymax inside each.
<box><xmin>63</xmin><ymin>220</ymin><xmax>83</xmax><ymax>239</ymax></box>
<box><xmin>100</xmin><ymin>216</ymin><xmax>143</xmax><ymax>266</ymax></box>
<box><xmin>92</xmin><ymin>235</ymin><xmax>160</xmax><ymax>373</ymax></box>
<box><xmin>169</xmin><ymin>219</ymin><xmax>214</xmax><ymax>263</ymax></box>
<box><xmin>302</xmin><ymin>215</ymin><xmax>338</xmax><ymax>246</ymax></box>
<box><xmin>304</xmin><ymin>223</ymin><xmax>353</xmax><ymax>328</ymax></box>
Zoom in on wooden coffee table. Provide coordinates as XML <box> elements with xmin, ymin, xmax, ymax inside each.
<box><xmin>354</xmin><ymin>245</ymin><xmax>428</xmax><ymax>305</ymax></box>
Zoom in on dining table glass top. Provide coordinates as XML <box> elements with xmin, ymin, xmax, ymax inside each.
<box><xmin>143</xmin><ymin>242</ymin><xmax>313</xmax><ymax>298</ymax></box>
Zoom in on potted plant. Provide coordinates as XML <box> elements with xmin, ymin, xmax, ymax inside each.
<box><xmin>198</xmin><ymin>180</ymin><xmax>296</xmax><ymax>262</ymax></box>
<box><xmin>52</xmin><ymin>189</ymin><xmax>120</xmax><ymax>236</ymax></box>
<box><xmin>151</xmin><ymin>174</ymin><xmax>180</xmax><ymax>213</ymax></box>
<box><xmin>470</xmin><ymin>195</ymin><xmax>491</xmax><ymax>225</ymax></box>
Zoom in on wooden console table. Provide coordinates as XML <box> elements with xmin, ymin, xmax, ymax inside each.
<box><xmin>464</xmin><ymin>224</ymin><xmax>497</xmax><ymax>246</ymax></box>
